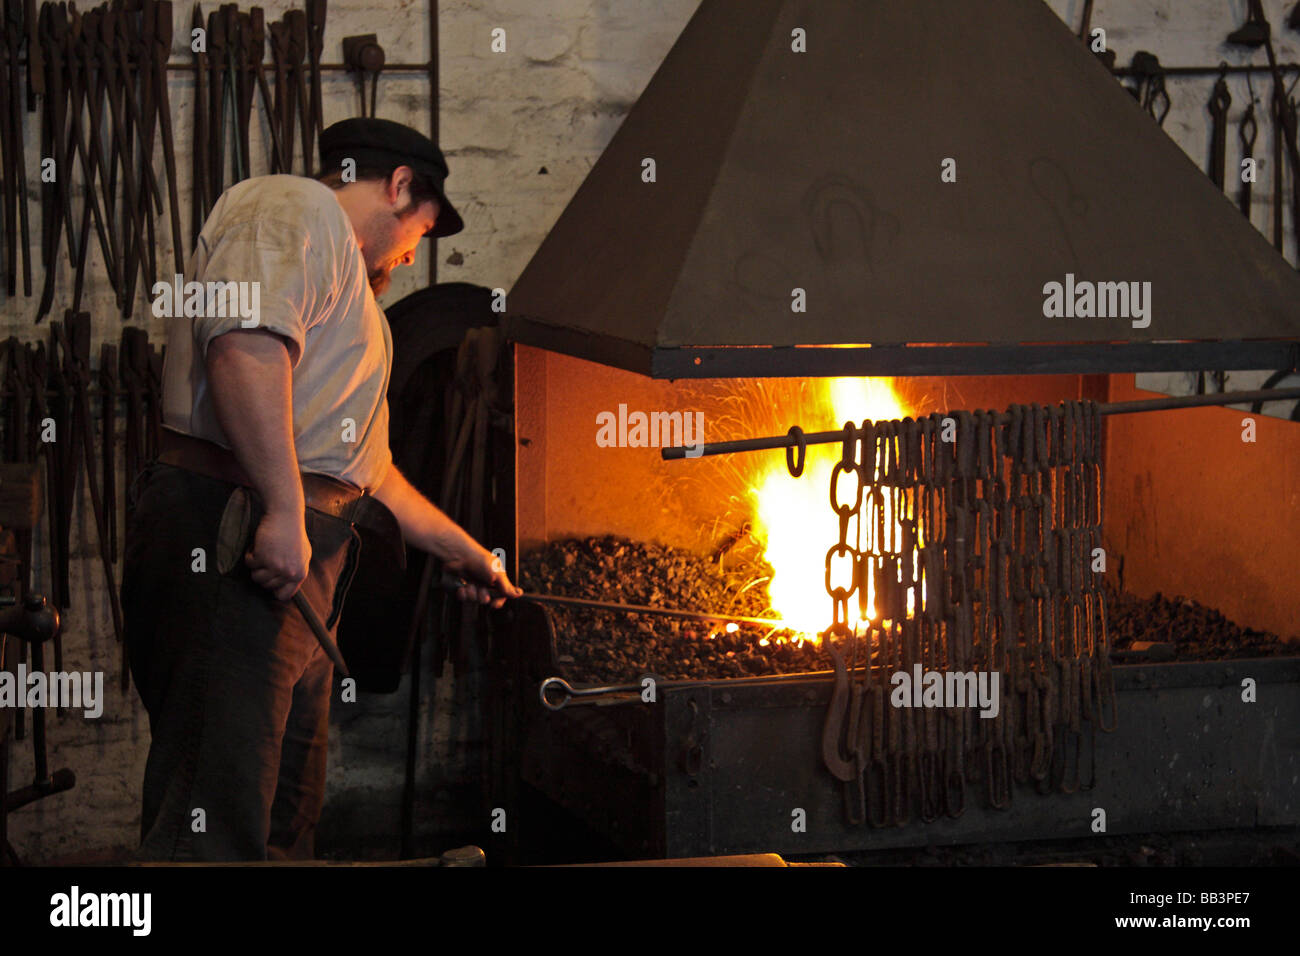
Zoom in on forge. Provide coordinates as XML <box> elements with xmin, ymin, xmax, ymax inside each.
<box><xmin>482</xmin><ymin>0</ymin><xmax>1300</xmax><ymax>863</ymax></box>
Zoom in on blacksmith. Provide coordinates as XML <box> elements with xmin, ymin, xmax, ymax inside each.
<box><xmin>121</xmin><ymin>118</ymin><xmax>520</xmax><ymax>861</ymax></box>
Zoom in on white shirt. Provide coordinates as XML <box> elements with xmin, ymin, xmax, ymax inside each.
<box><xmin>161</xmin><ymin>175</ymin><xmax>393</xmax><ymax>491</ymax></box>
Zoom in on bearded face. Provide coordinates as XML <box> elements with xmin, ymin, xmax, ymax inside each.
<box><xmin>360</xmin><ymin>194</ymin><xmax>439</xmax><ymax>296</ymax></box>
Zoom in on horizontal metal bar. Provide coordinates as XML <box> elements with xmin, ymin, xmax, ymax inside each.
<box><xmin>16</xmin><ymin>58</ymin><xmax>435</xmax><ymax>73</ymax></box>
<box><xmin>20</xmin><ymin>58</ymin><xmax>1300</xmax><ymax>79</ymax></box>
<box><xmin>547</xmin><ymin>668</ymin><xmax>842</xmax><ymax>707</ymax></box>
<box><xmin>1100</xmin><ymin>387</ymin><xmax>1300</xmax><ymax>413</ymax></box>
<box><xmin>1111</xmin><ymin>63</ymin><xmax>1300</xmax><ymax>78</ymax></box>
<box><xmin>650</xmin><ymin>341</ymin><xmax>1300</xmax><ymax>378</ymax></box>
<box><xmin>163</xmin><ymin>61</ymin><xmax>433</xmax><ymax>73</ymax></box>
<box><xmin>523</xmin><ymin>592</ymin><xmax>796</xmax><ymax>630</ymax></box>
<box><xmin>661</xmin><ymin>387</ymin><xmax>1300</xmax><ymax>461</ymax></box>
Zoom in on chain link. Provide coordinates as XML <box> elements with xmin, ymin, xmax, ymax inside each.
<box><xmin>821</xmin><ymin>399</ymin><xmax>1116</xmax><ymax>825</ymax></box>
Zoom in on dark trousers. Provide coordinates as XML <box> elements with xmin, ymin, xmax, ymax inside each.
<box><xmin>121</xmin><ymin>462</ymin><xmax>360</xmax><ymax>861</ymax></box>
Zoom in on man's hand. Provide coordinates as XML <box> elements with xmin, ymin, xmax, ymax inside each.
<box><xmin>443</xmin><ymin>544</ymin><xmax>523</xmax><ymax>609</ymax></box>
<box><xmin>207</xmin><ymin>329</ymin><xmax>310</xmax><ymax>601</ymax></box>
<box><xmin>245</xmin><ymin>509</ymin><xmax>312</xmax><ymax>602</ymax></box>
<box><xmin>371</xmin><ymin>463</ymin><xmax>523</xmax><ymax>609</ymax></box>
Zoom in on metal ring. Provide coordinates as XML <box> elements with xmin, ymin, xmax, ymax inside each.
<box><xmin>829</xmin><ymin>460</ymin><xmax>864</xmax><ymax>517</ymax></box>
<box><xmin>786</xmin><ymin>425</ymin><xmax>806</xmax><ymax>477</ymax></box>
<box><xmin>840</xmin><ymin>421</ymin><xmax>857</xmax><ymax>467</ymax></box>
<box><xmin>824</xmin><ymin>542</ymin><xmax>859</xmax><ymax>603</ymax></box>
<box><xmin>539</xmin><ymin>677</ymin><xmax>572</xmax><ymax>711</ymax></box>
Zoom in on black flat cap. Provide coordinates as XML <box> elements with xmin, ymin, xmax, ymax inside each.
<box><xmin>319</xmin><ymin>118</ymin><xmax>464</xmax><ymax>238</ymax></box>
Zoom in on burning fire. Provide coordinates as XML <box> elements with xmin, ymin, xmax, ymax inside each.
<box><xmin>749</xmin><ymin>378</ymin><xmax>913</xmax><ymax>642</ymax></box>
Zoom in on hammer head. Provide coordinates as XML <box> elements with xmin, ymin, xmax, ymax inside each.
<box><xmin>216</xmin><ymin>486</ymin><xmax>253</xmax><ymax>575</ymax></box>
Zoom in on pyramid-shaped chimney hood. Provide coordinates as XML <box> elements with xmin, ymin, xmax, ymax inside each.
<box><xmin>504</xmin><ymin>0</ymin><xmax>1300</xmax><ymax>378</ymax></box>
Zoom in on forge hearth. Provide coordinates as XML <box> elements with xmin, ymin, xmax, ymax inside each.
<box><xmin>497</xmin><ymin>357</ymin><xmax>1300</xmax><ymax>860</ymax></box>
<box><xmin>519</xmin><ymin>536</ymin><xmax>832</xmax><ymax>683</ymax></box>
<box><xmin>519</xmin><ymin>536</ymin><xmax>1299</xmax><ymax>688</ymax></box>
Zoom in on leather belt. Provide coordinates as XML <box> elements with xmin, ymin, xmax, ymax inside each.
<box><xmin>158</xmin><ymin>428</ymin><xmax>364</xmax><ymax>520</ymax></box>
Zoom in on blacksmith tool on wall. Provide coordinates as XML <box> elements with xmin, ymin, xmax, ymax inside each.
<box><xmin>1239</xmin><ymin>72</ymin><xmax>1259</xmax><ymax>218</ymax></box>
<box><xmin>249</xmin><ymin>7</ymin><xmax>286</xmax><ymax>173</ymax></box>
<box><xmin>287</xmin><ymin>8</ymin><xmax>310</xmax><ymax>171</ymax></box>
<box><xmin>97</xmin><ymin>5</ymin><xmax>154</xmax><ymax>315</ymax></box>
<box><xmin>1128</xmin><ymin>51</ymin><xmax>1170</xmax><ymax>126</ymax></box>
<box><xmin>1208</xmin><ymin>65</ymin><xmax>1231</xmax><ymax>190</ymax></box>
<box><xmin>235</xmin><ymin>9</ymin><xmax>254</xmax><ymax>180</ymax></box>
<box><xmin>1273</xmin><ymin>82</ymin><xmax>1284</xmax><ymax>251</ymax></box>
<box><xmin>35</xmin><ymin>1</ymin><xmax>80</xmax><ymax>323</ymax></box>
<box><xmin>216</xmin><ymin>486</ymin><xmax>352</xmax><ymax>677</ymax></box>
<box><xmin>53</xmin><ymin>315</ymin><xmax>126</xmax><ymax>688</ymax></box>
<box><xmin>1229</xmin><ymin>0</ymin><xmax>1271</xmax><ymax>47</ymax></box>
<box><xmin>100</xmin><ymin>342</ymin><xmax>118</xmax><ymax>562</ymax></box>
<box><xmin>152</xmin><ymin>0</ymin><xmax>184</xmax><ymax>275</ymax></box>
<box><xmin>219</xmin><ymin>3</ymin><xmax>245</xmax><ymax>183</ymax></box>
<box><xmin>306</xmin><ymin>0</ymin><xmax>326</xmax><ymax>162</ymax></box>
<box><xmin>192</xmin><ymin>2</ymin><xmax>209</xmax><ymax>245</ymax></box>
<box><xmin>2</xmin><ymin>0</ymin><xmax>35</xmax><ymax>297</ymax></box>
<box><xmin>1</xmin><ymin>594</ymin><xmax>74</xmax><ymax>868</ymax></box>
<box><xmin>64</xmin><ymin>4</ymin><xmax>119</xmax><ymax>311</ymax></box>
<box><xmin>269</xmin><ymin>12</ymin><xmax>292</xmax><ymax>171</ymax></box>
<box><xmin>1076</xmin><ymin>0</ymin><xmax>1115</xmax><ymax>69</ymax></box>
<box><xmin>343</xmin><ymin>33</ymin><xmax>385</xmax><ymax>118</ymax></box>
<box><xmin>24</xmin><ymin>0</ymin><xmax>43</xmax><ymax>110</ymax></box>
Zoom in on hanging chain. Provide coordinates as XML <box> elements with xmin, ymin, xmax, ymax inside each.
<box><xmin>821</xmin><ymin>399</ymin><xmax>1116</xmax><ymax>825</ymax></box>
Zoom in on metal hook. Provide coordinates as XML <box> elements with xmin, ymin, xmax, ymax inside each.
<box><xmin>786</xmin><ymin>425</ymin><xmax>806</xmax><ymax>477</ymax></box>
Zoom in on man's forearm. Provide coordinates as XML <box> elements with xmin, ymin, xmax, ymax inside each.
<box><xmin>371</xmin><ymin>462</ymin><xmax>482</xmax><ymax>561</ymax></box>
<box><xmin>206</xmin><ymin>330</ymin><xmax>304</xmax><ymax>514</ymax></box>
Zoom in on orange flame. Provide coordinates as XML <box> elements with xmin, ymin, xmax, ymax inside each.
<box><xmin>749</xmin><ymin>379</ymin><xmax>913</xmax><ymax>642</ymax></box>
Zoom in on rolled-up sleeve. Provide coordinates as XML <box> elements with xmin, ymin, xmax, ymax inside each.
<box><xmin>192</xmin><ymin>219</ymin><xmax>321</xmax><ymax>368</ymax></box>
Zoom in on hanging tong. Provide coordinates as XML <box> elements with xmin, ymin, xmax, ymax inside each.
<box><xmin>151</xmin><ymin>1</ymin><xmax>184</xmax><ymax>274</ymax></box>
<box><xmin>207</xmin><ymin>6</ymin><xmax>227</xmax><ymax>197</ymax></box>
<box><xmin>234</xmin><ymin>9</ymin><xmax>255</xmax><ymax>181</ymax></box>
<box><xmin>97</xmin><ymin>5</ymin><xmax>153</xmax><ymax>317</ymax></box>
<box><xmin>248</xmin><ymin>8</ymin><xmax>286</xmax><ymax>173</ymax></box>
<box><xmin>286</xmin><ymin>9</ymin><xmax>310</xmax><ymax>172</ymax></box>
<box><xmin>35</xmin><ymin>1</ymin><xmax>80</xmax><ymax>324</ymax></box>
<box><xmin>69</xmin><ymin>5</ymin><xmax>123</xmax><ymax>308</ymax></box>
<box><xmin>220</xmin><ymin>3</ymin><xmax>244</xmax><ymax>183</ymax></box>
<box><xmin>306</xmin><ymin>0</ymin><xmax>326</xmax><ymax>158</ymax></box>
<box><xmin>1128</xmin><ymin>50</ymin><xmax>1170</xmax><ymax>126</ymax></box>
<box><xmin>1240</xmin><ymin>69</ymin><xmax>1259</xmax><ymax>218</ymax></box>
<box><xmin>25</xmin><ymin>0</ymin><xmax>43</xmax><ymax>110</ymax></box>
<box><xmin>1208</xmin><ymin>63</ymin><xmax>1232</xmax><ymax>190</ymax></box>
<box><xmin>2</xmin><ymin>0</ymin><xmax>34</xmax><ymax>296</ymax></box>
<box><xmin>1229</xmin><ymin>0</ymin><xmax>1271</xmax><ymax>48</ymax></box>
<box><xmin>269</xmin><ymin>14</ymin><xmax>292</xmax><ymax>171</ymax></box>
<box><xmin>191</xmin><ymin>3</ymin><xmax>209</xmax><ymax>244</ymax></box>
<box><xmin>132</xmin><ymin>0</ymin><xmax>162</xmax><ymax>290</ymax></box>
<box><xmin>343</xmin><ymin>33</ymin><xmax>385</xmax><ymax>118</ymax></box>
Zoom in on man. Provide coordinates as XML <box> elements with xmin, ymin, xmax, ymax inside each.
<box><xmin>122</xmin><ymin>118</ymin><xmax>520</xmax><ymax>861</ymax></box>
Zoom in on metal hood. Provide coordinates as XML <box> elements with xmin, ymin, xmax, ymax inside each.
<box><xmin>504</xmin><ymin>0</ymin><xmax>1300</xmax><ymax>378</ymax></box>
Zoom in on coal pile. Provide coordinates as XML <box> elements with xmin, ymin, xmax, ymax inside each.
<box><xmin>520</xmin><ymin>537</ymin><xmax>1299</xmax><ymax>685</ymax></box>
<box><xmin>1103</xmin><ymin>580</ymin><xmax>1298</xmax><ymax>660</ymax></box>
<box><xmin>519</xmin><ymin>536</ymin><xmax>831</xmax><ymax>683</ymax></box>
